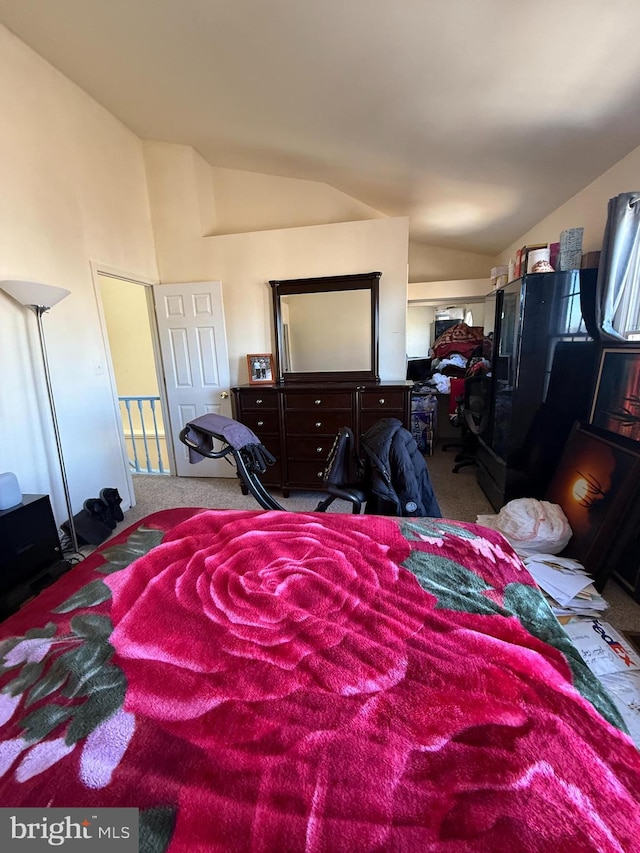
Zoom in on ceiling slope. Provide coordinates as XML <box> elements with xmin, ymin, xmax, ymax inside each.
<box><xmin>2</xmin><ymin>0</ymin><xmax>640</xmax><ymax>253</ymax></box>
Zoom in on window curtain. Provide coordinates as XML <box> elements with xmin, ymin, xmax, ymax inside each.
<box><xmin>595</xmin><ymin>191</ymin><xmax>640</xmax><ymax>341</ymax></box>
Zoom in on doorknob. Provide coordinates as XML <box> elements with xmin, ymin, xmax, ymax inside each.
<box><xmin>220</xmin><ymin>391</ymin><xmax>229</xmax><ymax>399</ymax></box>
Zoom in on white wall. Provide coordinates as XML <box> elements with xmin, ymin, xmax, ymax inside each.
<box><xmin>408</xmin><ymin>242</ymin><xmax>495</xmax><ymax>283</ymax></box>
<box><xmin>0</xmin><ymin>25</ymin><xmax>159</xmax><ymax>527</ymax></box>
<box><xmin>406</xmin><ymin>306</ymin><xmax>433</xmax><ymax>358</ymax></box>
<box><xmin>175</xmin><ymin>152</ymin><xmax>495</xmax><ymax>282</ymax></box>
<box><xmin>207</xmin><ymin>166</ymin><xmax>385</xmax><ymax>235</ymax></box>
<box><xmin>408</xmin><ymin>278</ymin><xmax>491</xmax><ymax>302</ymax></box>
<box><xmin>497</xmin><ymin>144</ymin><xmax>640</xmax><ymax>263</ymax></box>
<box><xmin>144</xmin><ymin>142</ymin><xmax>410</xmax><ymax>382</ymax></box>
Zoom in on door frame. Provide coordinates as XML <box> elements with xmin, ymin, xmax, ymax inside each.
<box><xmin>90</xmin><ymin>262</ymin><xmax>175</xmax><ymax>508</ymax></box>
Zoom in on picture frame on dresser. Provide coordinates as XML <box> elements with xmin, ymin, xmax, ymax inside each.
<box><xmin>247</xmin><ymin>354</ymin><xmax>275</xmax><ymax>385</ymax></box>
<box><xmin>589</xmin><ymin>347</ymin><xmax>640</xmax><ymax>442</ymax></box>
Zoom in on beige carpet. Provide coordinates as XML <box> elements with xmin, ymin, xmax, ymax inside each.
<box><xmin>124</xmin><ymin>443</ymin><xmax>492</xmax><ymax>524</ymax></box>
<box><xmin>119</xmin><ymin>445</ymin><xmax>640</xmax><ymax>634</ymax></box>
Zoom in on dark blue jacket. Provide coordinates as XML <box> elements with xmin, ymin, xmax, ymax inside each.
<box><xmin>361</xmin><ymin>418</ymin><xmax>442</xmax><ymax>518</ymax></box>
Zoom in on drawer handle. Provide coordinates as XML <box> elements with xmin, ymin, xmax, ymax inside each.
<box><xmin>316</xmin><ymin>446</ymin><xmax>324</xmax><ymax>454</ymax></box>
<box><xmin>257</xmin><ymin>420</ymin><xmax>264</xmax><ymax>427</ymax></box>
<box><xmin>317</xmin><ymin>471</ymin><xmax>323</xmax><ymax>478</ymax></box>
<box><xmin>315</xmin><ymin>421</ymin><xmax>322</xmax><ymax>428</ymax></box>
<box><xmin>379</xmin><ymin>398</ymin><xmax>385</xmax><ymax>404</ymax></box>
<box><xmin>256</xmin><ymin>398</ymin><xmax>263</xmax><ymax>405</ymax></box>
<box><xmin>314</xmin><ymin>399</ymin><xmax>322</xmax><ymax>405</ymax></box>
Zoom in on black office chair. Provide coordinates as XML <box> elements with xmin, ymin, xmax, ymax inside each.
<box><xmin>450</xmin><ymin>372</ymin><xmax>491</xmax><ymax>473</ymax></box>
<box><xmin>314</xmin><ymin>427</ymin><xmax>367</xmax><ymax>514</ymax></box>
<box><xmin>442</xmin><ymin>376</ymin><xmax>467</xmax><ymax>457</ymax></box>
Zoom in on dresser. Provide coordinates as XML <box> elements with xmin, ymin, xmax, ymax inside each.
<box><xmin>232</xmin><ymin>382</ymin><xmax>412</xmax><ymax>495</ymax></box>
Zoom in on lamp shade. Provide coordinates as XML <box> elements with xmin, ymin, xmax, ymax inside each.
<box><xmin>0</xmin><ymin>279</ymin><xmax>70</xmax><ymax>309</ymax></box>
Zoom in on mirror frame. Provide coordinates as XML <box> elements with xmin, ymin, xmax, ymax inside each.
<box><xmin>269</xmin><ymin>272</ymin><xmax>381</xmax><ymax>384</ymax></box>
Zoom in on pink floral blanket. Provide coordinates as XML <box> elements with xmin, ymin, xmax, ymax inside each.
<box><xmin>0</xmin><ymin>508</ymin><xmax>639</xmax><ymax>852</ymax></box>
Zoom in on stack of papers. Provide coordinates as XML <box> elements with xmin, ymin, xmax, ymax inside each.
<box><xmin>522</xmin><ymin>553</ymin><xmax>608</xmax><ymax>618</ymax></box>
<box><xmin>563</xmin><ymin>619</ymin><xmax>640</xmax><ymax>677</ymax></box>
<box><xmin>563</xmin><ymin>619</ymin><xmax>640</xmax><ymax>747</ymax></box>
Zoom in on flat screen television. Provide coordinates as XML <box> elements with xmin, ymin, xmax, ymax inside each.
<box><xmin>406</xmin><ymin>357</ymin><xmax>432</xmax><ymax>381</ymax></box>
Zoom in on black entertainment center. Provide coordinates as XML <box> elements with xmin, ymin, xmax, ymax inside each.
<box><xmin>0</xmin><ymin>494</ymin><xmax>69</xmax><ymax>618</ymax></box>
<box><xmin>476</xmin><ymin>270</ymin><xmax>600</xmax><ymax>509</ymax></box>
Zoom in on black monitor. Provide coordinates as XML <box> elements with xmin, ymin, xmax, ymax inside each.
<box><xmin>406</xmin><ymin>357</ymin><xmax>432</xmax><ymax>381</ymax></box>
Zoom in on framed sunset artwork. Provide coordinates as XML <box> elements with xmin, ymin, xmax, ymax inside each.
<box><xmin>589</xmin><ymin>347</ymin><xmax>640</xmax><ymax>442</ymax></box>
<box><xmin>545</xmin><ymin>422</ymin><xmax>640</xmax><ymax>580</ymax></box>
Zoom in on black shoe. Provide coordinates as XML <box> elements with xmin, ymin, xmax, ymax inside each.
<box><xmin>84</xmin><ymin>497</ymin><xmax>116</xmax><ymax>530</ymax></box>
<box><xmin>100</xmin><ymin>488</ymin><xmax>124</xmax><ymax>523</ymax></box>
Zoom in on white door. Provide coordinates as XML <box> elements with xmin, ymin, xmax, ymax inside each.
<box><xmin>154</xmin><ymin>281</ymin><xmax>233</xmax><ymax>477</ymax></box>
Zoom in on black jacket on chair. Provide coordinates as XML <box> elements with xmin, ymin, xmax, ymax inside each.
<box><xmin>361</xmin><ymin>418</ymin><xmax>442</xmax><ymax>518</ymax></box>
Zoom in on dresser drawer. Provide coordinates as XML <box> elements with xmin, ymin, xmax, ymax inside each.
<box><xmin>286</xmin><ymin>460</ymin><xmax>329</xmax><ymax>486</ymax></box>
<box><xmin>254</xmin><ymin>434</ymin><xmax>281</xmax><ymax>459</ymax></box>
<box><xmin>284</xmin><ymin>391</ymin><xmax>352</xmax><ymax>411</ymax></box>
<box><xmin>240</xmin><ymin>432</ymin><xmax>281</xmax><ymax>471</ymax></box>
<box><xmin>239</xmin><ymin>390</ymin><xmax>278</xmax><ymax>410</ymax></box>
<box><xmin>360</xmin><ymin>411</ymin><xmax>405</xmax><ymax>432</ymax></box>
<box><xmin>360</xmin><ymin>390</ymin><xmax>406</xmax><ymax>411</ymax></box>
<box><xmin>241</xmin><ymin>411</ymin><xmax>280</xmax><ymax>434</ymax></box>
<box><xmin>242</xmin><ymin>435</ymin><xmax>282</xmax><ymax>484</ymax></box>
<box><xmin>287</xmin><ymin>435</ymin><xmax>335</xmax><ymax>461</ymax></box>
<box><xmin>256</xmin><ymin>459</ymin><xmax>282</xmax><ymax>485</ymax></box>
<box><xmin>285</xmin><ymin>411</ymin><xmax>353</xmax><ymax>434</ymax></box>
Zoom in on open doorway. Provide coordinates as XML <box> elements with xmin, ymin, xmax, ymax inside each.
<box><xmin>95</xmin><ymin>271</ymin><xmax>173</xmax><ymax>504</ymax></box>
<box><xmin>407</xmin><ymin>300</ymin><xmax>486</xmax><ymax>359</ymax></box>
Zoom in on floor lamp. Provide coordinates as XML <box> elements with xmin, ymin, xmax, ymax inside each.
<box><xmin>0</xmin><ymin>279</ymin><xmax>79</xmax><ymax>554</ymax></box>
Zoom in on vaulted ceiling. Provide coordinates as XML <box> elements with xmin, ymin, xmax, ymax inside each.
<box><xmin>2</xmin><ymin>0</ymin><xmax>640</xmax><ymax>255</ymax></box>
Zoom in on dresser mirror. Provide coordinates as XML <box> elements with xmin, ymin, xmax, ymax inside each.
<box><xmin>269</xmin><ymin>272</ymin><xmax>381</xmax><ymax>383</ymax></box>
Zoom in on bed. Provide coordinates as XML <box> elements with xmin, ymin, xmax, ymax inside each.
<box><xmin>0</xmin><ymin>508</ymin><xmax>639</xmax><ymax>851</ymax></box>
